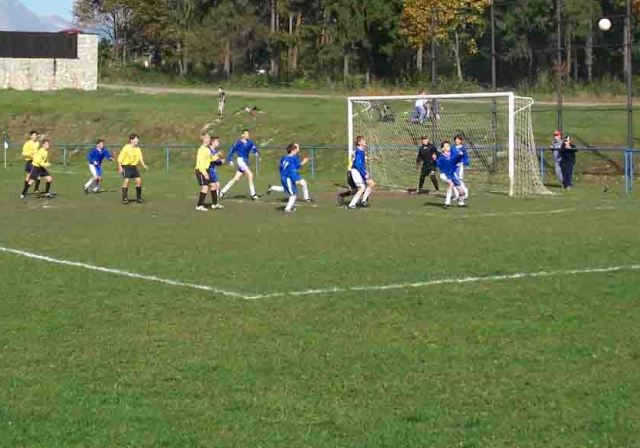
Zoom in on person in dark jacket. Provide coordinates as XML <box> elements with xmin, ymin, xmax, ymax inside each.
<box><xmin>559</xmin><ymin>135</ymin><xmax>578</xmax><ymax>189</ymax></box>
<box><xmin>416</xmin><ymin>135</ymin><xmax>440</xmax><ymax>193</ymax></box>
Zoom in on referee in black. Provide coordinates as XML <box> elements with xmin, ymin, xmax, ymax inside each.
<box><xmin>416</xmin><ymin>135</ymin><xmax>440</xmax><ymax>194</ymax></box>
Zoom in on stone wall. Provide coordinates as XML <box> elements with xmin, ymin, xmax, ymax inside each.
<box><xmin>0</xmin><ymin>34</ymin><xmax>98</xmax><ymax>91</ymax></box>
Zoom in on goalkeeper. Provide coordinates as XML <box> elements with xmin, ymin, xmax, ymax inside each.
<box><xmin>416</xmin><ymin>135</ymin><xmax>440</xmax><ymax>194</ymax></box>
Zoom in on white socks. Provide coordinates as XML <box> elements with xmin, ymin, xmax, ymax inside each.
<box><xmin>285</xmin><ymin>195</ymin><xmax>296</xmax><ymax>212</ymax></box>
<box><xmin>349</xmin><ymin>189</ymin><xmax>364</xmax><ymax>208</ymax></box>
<box><xmin>249</xmin><ymin>182</ymin><xmax>256</xmax><ymax>197</ymax></box>
<box><xmin>445</xmin><ymin>186</ymin><xmax>453</xmax><ymax>205</ymax></box>
<box><xmin>221</xmin><ymin>179</ymin><xmax>235</xmax><ymax>194</ymax></box>
<box><xmin>300</xmin><ymin>180</ymin><xmax>310</xmax><ymax>201</ymax></box>
<box><xmin>84</xmin><ymin>177</ymin><xmax>97</xmax><ymax>190</ymax></box>
<box><xmin>269</xmin><ymin>185</ymin><xmax>285</xmax><ymax>192</ymax></box>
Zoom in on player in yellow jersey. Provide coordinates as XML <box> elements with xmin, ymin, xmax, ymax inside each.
<box><xmin>21</xmin><ymin>139</ymin><xmax>54</xmax><ymax>199</ymax></box>
<box><xmin>194</xmin><ymin>133</ymin><xmax>212</xmax><ymax>211</ymax></box>
<box><xmin>117</xmin><ymin>133</ymin><xmax>147</xmax><ymax>204</ymax></box>
<box><xmin>21</xmin><ymin>130</ymin><xmax>40</xmax><ymax>194</ymax></box>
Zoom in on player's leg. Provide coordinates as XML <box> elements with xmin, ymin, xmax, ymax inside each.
<box><xmin>444</xmin><ymin>181</ymin><xmax>454</xmax><ymax>208</ymax></box>
<box><xmin>121</xmin><ymin>168</ymin><xmax>130</xmax><ymax>204</ymax></box>
<box><xmin>21</xmin><ymin>167</ymin><xmax>37</xmax><ymax>198</ymax></box>
<box><xmin>284</xmin><ymin>178</ymin><xmax>297</xmax><ymax>213</ymax></box>
<box><xmin>195</xmin><ymin>171</ymin><xmax>209</xmax><ymax>210</ymax></box>
<box><xmin>337</xmin><ymin>170</ymin><xmax>357</xmax><ymax>204</ymax></box>
<box><xmin>43</xmin><ymin>173</ymin><xmax>54</xmax><ymax>198</ymax></box>
<box><xmin>429</xmin><ymin>170</ymin><xmax>440</xmax><ymax>192</ymax></box>
<box><xmin>348</xmin><ymin>170</ymin><xmax>366</xmax><ymax>208</ymax></box>
<box><xmin>209</xmin><ymin>181</ymin><xmax>223</xmax><ymax>208</ymax></box>
<box><xmin>22</xmin><ymin>161</ymin><xmax>33</xmax><ymax>195</ymax></box>
<box><xmin>362</xmin><ymin>178</ymin><xmax>374</xmax><ymax>205</ymax></box>
<box><xmin>297</xmin><ymin>178</ymin><xmax>310</xmax><ymax>201</ymax></box>
<box><xmin>134</xmin><ymin>172</ymin><xmax>143</xmax><ymax>203</ymax></box>
<box><xmin>418</xmin><ymin>169</ymin><xmax>427</xmax><ymax>191</ymax></box>
<box><xmin>553</xmin><ymin>150</ymin><xmax>564</xmax><ymax>185</ymax></box>
<box><xmin>93</xmin><ymin>165</ymin><xmax>104</xmax><ymax>192</ymax></box>
<box><xmin>85</xmin><ymin>165</ymin><xmax>97</xmax><ymax>193</ymax></box>
<box><xmin>244</xmin><ymin>167</ymin><xmax>258</xmax><ymax>199</ymax></box>
<box><xmin>220</xmin><ymin>169</ymin><xmax>243</xmax><ymax>197</ymax></box>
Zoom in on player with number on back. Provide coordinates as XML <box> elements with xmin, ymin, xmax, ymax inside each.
<box><xmin>21</xmin><ymin>139</ymin><xmax>55</xmax><ymax>199</ymax></box>
<box><xmin>436</xmin><ymin>141</ymin><xmax>466</xmax><ymax>209</ymax></box>
<box><xmin>84</xmin><ymin>139</ymin><xmax>114</xmax><ymax>194</ymax></box>
<box><xmin>267</xmin><ymin>143</ymin><xmax>311</xmax><ymax>210</ymax></box>
<box><xmin>347</xmin><ymin>135</ymin><xmax>375</xmax><ymax>209</ymax></box>
<box><xmin>220</xmin><ymin>129</ymin><xmax>260</xmax><ymax>200</ymax></box>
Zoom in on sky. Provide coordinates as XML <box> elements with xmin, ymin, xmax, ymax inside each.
<box><xmin>21</xmin><ymin>0</ymin><xmax>74</xmax><ymax>20</ymax></box>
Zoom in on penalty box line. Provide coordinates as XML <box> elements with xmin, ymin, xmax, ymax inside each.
<box><xmin>1</xmin><ymin>245</ymin><xmax>639</xmax><ymax>301</ymax></box>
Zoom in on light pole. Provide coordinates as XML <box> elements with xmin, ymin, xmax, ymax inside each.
<box><xmin>556</xmin><ymin>0</ymin><xmax>563</xmax><ymax>133</ymax></box>
<box><xmin>625</xmin><ymin>0</ymin><xmax>633</xmax><ymax>152</ymax></box>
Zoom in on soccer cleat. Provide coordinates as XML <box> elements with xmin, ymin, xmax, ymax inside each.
<box><xmin>83</xmin><ymin>186</ymin><xmax>89</xmax><ymax>194</ymax></box>
<box><xmin>195</xmin><ymin>205</ymin><xmax>208</xmax><ymax>211</ymax></box>
<box><xmin>251</xmin><ymin>194</ymin><xmax>260</xmax><ymax>200</ymax></box>
<box><xmin>347</xmin><ymin>205</ymin><xmax>357</xmax><ymax>210</ymax></box>
<box><xmin>284</xmin><ymin>208</ymin><xmax>296</xmax><ymax>214</ymax></box>
<box><xmin>212</xmin><ymin>204</ymin><xmax>224</xmax><ymax>209</ymax></box>
<box><xmin>360</xmin><ymin>200</ymin><xmax>368</xmax><ymax>208</ymax></box>
<box><xmin>43</xmin><ymin>193</ymin><xmax>55</xmax><ymax>198</ymax></box>
<box><xmin>458</xmin><ymin>202</ymin><xmax>467</xmax><ymax>208</ymax></box>
<box><xmin>136</xmin><ymin>198</ymin><xmax>145</xmax><ymax>204</ymax></box>
<box><xmin>304</xmin><ymin>198</ymin><xmax>312</xmax><ymax>203</ymax></box>
<box><xmin>266</xmin><ymin>185</ymin><xmax>272</xmax><ymax>195</ymax></box>
<box><xmin>219</xmin><ymin>191</ymin><xmax>225</xmax><ymax>199</ymax></box>
<box><xmin>442</xmin><ymin>204</ymin><xmax>449</xmax><ymax>209</ymax></box>
<box><xmin>122</xmin><ymin>198</ymin><xmax>130</xmax><ymax>205</ymax></box>
<box><xmin>336</xmin><ymin>194</ymin><xmax>344</xmax><ymax>206</ymax></box>
<box><xmin>20</xmin><ymin>194</ymin><xmax>25</xmax><ymax>200</ymax></box>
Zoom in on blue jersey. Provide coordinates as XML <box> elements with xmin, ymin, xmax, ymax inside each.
<box><xmin>455</xmin><ymin>144</ymin><xmax>470</xmax><ymax>166</ymax></box>
<box><xmin>87</xmin><ymin>147</ymin><xmax>112</xmax><ymax>166</ymax></box>
<box><xmin>436</xmin><ymin>149</ymin><xmax>464</xmax><ymax>177</ymax></box>
<box><xmin>226</xmin><ymin>139</ymin><xmax>259</xmax><ymax>164</ymax></box>
<box><xmin>279</xmin><ymin>154</ymin><xmax>301</xmax><ymax>181</ymax></box>
<box><xmin>351</xmin><ymin>146</ymin><xmax>367</xmax><ymax>178</ymax></box>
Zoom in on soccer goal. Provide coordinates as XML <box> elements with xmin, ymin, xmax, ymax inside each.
<box><xmin>347</xmin><ymin>92</ymin><xmax>550</xmax><ymax>197</ymax></box>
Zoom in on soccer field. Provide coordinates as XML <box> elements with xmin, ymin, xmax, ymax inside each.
<box><xmin>1</xmin><ymin>166</ymin><xmax>640</xmax><ymax>446</ymax></box>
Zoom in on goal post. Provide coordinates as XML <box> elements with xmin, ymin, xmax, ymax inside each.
<box><xmin>347</xmin><ymin>92</ymin><xmax>550</xmax><ymax>197</ymax></box>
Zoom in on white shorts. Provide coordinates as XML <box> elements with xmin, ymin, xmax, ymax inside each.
<box><xmin>456</xmin><ymin>164</ymin><xmax>465</xmax><ymax>179</ymax></box>
<box><xmin>236</xmin><ymin>157</ymin><xmax>250</xmax><ymax>173</ymax></box>
<box><xmin>89</xmin><ymin>164</ymin><xmax>101</xmax><ymax>177</ymax></box>
<box><xmin>350</xmin><ymin>169</ymin><xmax>365</xmax><ymax>187</ymax></box>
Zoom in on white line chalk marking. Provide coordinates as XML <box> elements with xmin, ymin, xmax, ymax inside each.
<box><xmin>1</xmin><ymin>246</ymin><xmax>638</xmax><ymax>300</ymax></box>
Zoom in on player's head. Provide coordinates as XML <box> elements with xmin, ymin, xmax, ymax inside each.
<box><xmin>96</xmin><ymin>139</ymin><xmax>105</xmax><ymax>149</ymax></box>
<box><xmin>41</xmin><ymin>139</ymin><xmax>50</xmax><ymax>149</ymax></box>
<box><xmin>286</xmin><ymin>143</ymin><xmax>299</xmax><ymax>154</ymax></box>
<box><xmin>210</xmin><ymin>135</ymin><xmax>220</xmax><ymax>148</ymax></box>
<box><xmin>241</xmin><ymin>129</ymin><xmax>250</xmax><ymax>139</ymax></box>
<box><xmin>553</xmin><ymin>130</ymin><xmax>562</xmax><ymax>138</ymax></box>
<box><xmin>355</xmin><ymin>135</ymin><xmax>366</xmax><ymax>148</ymax></box>
<box><xmin>201</xmin><ymin>132</ymin><xmax>211</xmax><ymax>146</ymax></box>
<box><xmin>129</xmin><ymin>133</ymin><xmax>139</xmax><ymax>146</ymax></box>
<box><xmin>454</xmin><ymin>134</ymin><xmax>463</xmax><ymax>145</ymax></box>
<box><xmin>564</xmin><ymin>135</ymin><xmax>571</xmax><ymax>143</ymax></box>
<box><xmin>441</xmin><ymin>141</ymin><xmax>451</xmax><ymax>153</ymax></box>
<box><xmin>418</xmin><ymin>89</ymin><xmax>426</xmax><ymax>95</ymax></box>
<box><xmin>421</xmin><ymin>135</ymin><xmax>429</xmax><ymax>144</ymax></box>
<box><xmin>218</xmin><ymin>87</ymin><xmax>223</xmax><ymax>91</ymax></box>
<box><xmin>29</xmin><ymin>130</ymin><xmax>38</xmax><ymax>141</ymax></box>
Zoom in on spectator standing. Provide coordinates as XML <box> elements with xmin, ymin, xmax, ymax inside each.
<box><xmin>550</xmin><ymin>130</ymin><xmax>563</xmax><ymax>185</ymax></box>
<box><xmin>559</xmin><ymin>135</ymin><xmax>578</xmax><ymax>189</ymax></box>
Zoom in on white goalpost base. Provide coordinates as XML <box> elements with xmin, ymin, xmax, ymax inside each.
<box><xmin>347</xmin><ymin>92</ymin><xmax>550</xmax><ymax>197</ymax></box>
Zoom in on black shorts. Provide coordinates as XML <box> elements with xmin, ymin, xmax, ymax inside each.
<box><xmin>24</xmin><ymin>160</ymin><xmax>33</xmax><ymax>173</ymax></box>
<box><xmin>347</xmin><ymin>171</ymin><xmax>357</xmax><ymax>190</ymax></box>
<box><xmin>421</xmin><ymin>165</ymin><xmax>436</xmax><ymax>176</ymax></box>
<box><xmin>29</xmin><ymin>166</ymin><xmax>49</xmax><ymax>180</ymax></box>
<box><xmin>122</xmin><ymin>165</ymin><xmax>140</xmax><ymax>179</ymax></box>
<box><xmin>195</xmin><ymin>170</ymin><xmax>209</xmax><ymax>186</ymax></box>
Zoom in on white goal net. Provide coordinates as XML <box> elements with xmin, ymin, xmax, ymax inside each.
<box><xmin>347</xmin><ymin>92</ymin><xmax>550</xmax><ymax>197</ymax></box>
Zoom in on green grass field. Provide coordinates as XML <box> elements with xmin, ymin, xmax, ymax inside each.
<box><xmin>1</xmin><ymin>88</ymin><xmax>640</xmax><ymax>446</ymax></box>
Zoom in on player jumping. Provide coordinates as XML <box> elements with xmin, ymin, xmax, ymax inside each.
<box><xmin>436</xmin><ymin>141</ymin><xmax>466</xmax><ymax>209</ymax></box>
<box><xmin>347</xmin><ymin>135</ymin><xmax>375</xmax><ymax>209</ymax></box>
<box><xmin>267</xmin><ymin>143</ymin><xmax>311</xmax><ymax>207</ymax></box>
<box><xmin>84</xmin><ymin>139</ymin><xmax>114</xmax><ymax>193</ymax></box>
<box><xmin>220</xmin><ymin>129</ymin><xmax>260</xmax><ymax>200</ymax></box>
<box><xmin>453</xmin><ymin>134</ymin><xmax>470</xmax><ymax>198</ymax></box>
<box><xmin>21</xmin><ymin>139</ymin><xmax>55</xmax><ymax>199</ymax></box>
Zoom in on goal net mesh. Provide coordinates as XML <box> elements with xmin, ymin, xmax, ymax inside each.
<box><xmin>349</xmin><ymin>94</ymin><xmax>550</xmax><ymax>196</ymax></box>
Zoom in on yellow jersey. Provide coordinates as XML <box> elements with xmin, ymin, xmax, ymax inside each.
<box><xmin>22</xmin><ymin>140</ymin><xmax>39</xmax><ymax>161</ymax></box>
<box><xmin>32</xmin><ymin>148</ymin><xmax>50</xmax><ymax>168</ymax></box>
<box><xmin>195</xmin><ymin>145</ymin><xmax>211</xmax><ymax>175</ymax></box>
<box><xmin>117</xmin><ymin>144</ymin><xmax>144</xmax><ymax>166</ymax></box>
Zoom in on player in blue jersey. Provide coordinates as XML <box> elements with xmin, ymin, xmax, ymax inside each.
<box><xmin>207</xmin><ymin>136</ymin><xmax>224</xmax><ymax>209</ymax></box>
<box><xmin>83</xmin><ymin>139</ymin><xmax>114</xmax><ymax>193</ymax></box>
<box><xmin>453</xmin><ymin>134</ymin><xmax>470</xmax><ymax>197</ymax></box>
<box><xmin>220</xmin><ymin>129</ymin><xmax>260</xmax><ymax>200</ymax></box>
<box><xmin>436</xmin><ymin>141</ymin><xmax>467</xmax><ymax>208</ymax></box>
<box><xmin>267</xmin><ymin>143</ymin><xmax>311</xmax><ymax>213</ymax></box>
<box><xmin>347</xmin><ymin>135</ymin><xmax>375</xmax><ymax>209</ymax></box>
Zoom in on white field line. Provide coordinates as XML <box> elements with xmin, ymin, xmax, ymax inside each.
<box><xmin>1</xmin><ymin>245</ymin><xmax>638</xmax><ymax>301</ymax></box>
<box><xmin>365</xmin><ymin>205</ymin><xmax>618</xmax><ymax>219</ymax></box>
<box><xmin>0</xmin><ymin>246</ymin><xmax>246</xmax><ymax>299</ymax></box>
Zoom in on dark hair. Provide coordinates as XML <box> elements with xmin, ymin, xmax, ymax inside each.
<box><xmin>355</xmin><ymin>135</ymin><xmax>365</xmax><ymax>146</ymax></box>
<box><xmin>454</xmin><ymin>134</ymin><xmax>463</xmax><ymax>141</ymax></box>
<box><xmin>129</xmin><ymin>133</ymin><xmax>139</xmax><ymax>141</ymax></box>
<box><xmin>286</xmin><ymin>143</ymin><xmax>298</xmax><ymax>154</ymax></box>
<box><xmin>420</xmin><ymin>135</ymin><xmax>428</xmax><ymax>140</ymax></box>
<box><xmin>242</xmin><ymin>129</ymin><xmax>250</xmax><ymax>134</ymax></box>
<box><xmin>96</xmin><ymin>139</ymin><xmax>105</xmax><ymax>145</ymax></box>
<box><xmin>29</xmin><ymin>130</ymin><xmax>38</xmax><ymax>135</ymax></box>
<box><xmin>441</xmin><ymin>140</ymin><xmax>450</xmax><ymax>149</ymax></box>
<box><xmin>210</xmin><ymin>135</ymin><xmax>219</xmax><ymax>140</ymax></box>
